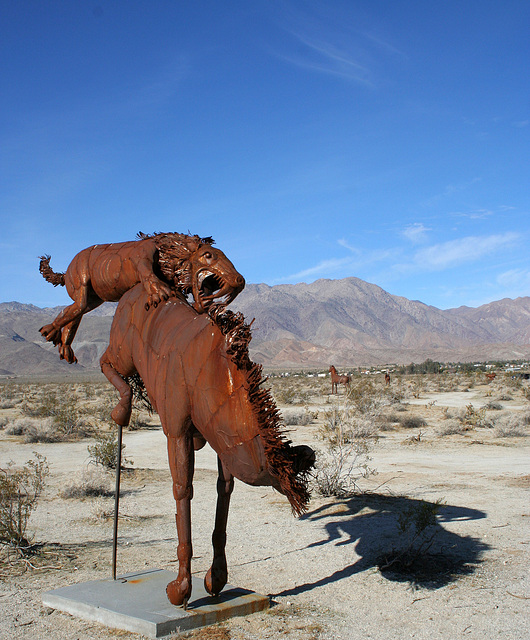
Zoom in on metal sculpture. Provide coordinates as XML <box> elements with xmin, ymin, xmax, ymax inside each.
<box><xmin>100</xmin><ymin>285</ymin><xmax>314</xmax><ymax>607</ymax></box>
<box><xmin>329</xmin><ymin>365</ymin><xmax>350</xmax><ymax>394</ymax></box>
<box><xmin>39</xmin><ymin>232</ymin><xmax>245</xmax><ymax>364</ymax></box>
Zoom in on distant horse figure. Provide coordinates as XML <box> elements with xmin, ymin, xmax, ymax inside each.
<box><xmin>385</xmin><ymin>373</ymin><xmax>391</xmax><ymax>386</ymax></box>
<box><xmin>485</xmin><ymin>373</ymin><xmax>496</xmax><ymax>382</ymax></box>
<box><xmin>329</xmin><ymin>365</ymin><xmax>350</xmax><ymax>394</ymax></box>
<box><xmin>100</xmin><ymin>286</ymin><xmax>314</xmax><ymax>607</ymax></box>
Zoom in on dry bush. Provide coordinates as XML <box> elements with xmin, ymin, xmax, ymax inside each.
<box><xmin>438</xmin><ymin>419</ymin><xmax>467</xmax><ymax>436</ymax></box>
<box><xmin>281</xmin><ymin>407</ymin><xmax>316</xmax><ymax>426</ymax></box>
<box><xmin>313</xmin><ymin>440</ymin><xmax>376</xmax><ymax>498</ymax></box>
<box><xmin>61</xmin><ymin>468</ymin><xmax>113</xmax><ymax>499</ymax></box>
<box><xmin>87</xmin><ymin>432</ymin><xmax>132</xmax><ymax>470</ymax></box>
<box><xmin>314</xmin><ymin>399</ymin><xmax>378</xmax><ymax>497</ymax></box>
<box><xmin>0</xmin><ymin>453</ymin><xmax>49</xmax><ymax>550</ymax></box>
<box><xmin>484</xmin><ymin>401</ymin><xmax>503</xmax><ymax>410</ymax></box>
<box><xmin>21</xmin><ymin>386</ymin><xmax>91</xmax><ymax>439</ymax></box>
<box><xmin>398</xmin><ymin>415</ymin><xmax>427</xmax><ymax>430</ymax></box>
<box><xmin>493</xmin><ymin>413</ymin><xmax>529</xmax><ymax>438</ymax></box>
<box><xmin>268</xmin><ymin>377</ymin><xmax>312</xmax><ymax>405</ymax></box>
<box><xmin>462</xmin><ymin>404</ymin><xmax>492</xmax><ymax>428</ymax></box>
<box><xmin>347</xmin><ymin>378</ymin><xmax>391</xmax><ymax>415</ymax></box>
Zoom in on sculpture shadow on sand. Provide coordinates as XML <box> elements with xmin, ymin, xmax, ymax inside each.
<box><xmin>273</xmin><ymin>494</ymin><xmax>489</xmax><ymax>597</ymax></box>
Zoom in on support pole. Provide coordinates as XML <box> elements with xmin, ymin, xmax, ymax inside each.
<box><xmin>112</xmin><ymin>423</ymin><xmax>123</xmax><ymax>580</ymax></box>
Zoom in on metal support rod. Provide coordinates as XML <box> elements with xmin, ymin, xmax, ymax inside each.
<box><xmin>112</xmin><ymin>423</ymin><xmax>123</xmax><ymax>580</ymax></box>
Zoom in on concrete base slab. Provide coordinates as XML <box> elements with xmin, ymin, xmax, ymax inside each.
<box><xmin>42</xmin><ymin>568</ymin><xmax>269</xmax><ymax>638</ymax></box>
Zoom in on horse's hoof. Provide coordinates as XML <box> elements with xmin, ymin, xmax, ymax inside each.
<box><xmin>166</xmin><ymin>578</ymin><xmax>191</xmax><ymax>607</ymax></box>
<box><xmin>204</xmin><ymin>565</ymin><xmax>227</xmax><ymax>596</ymax></box>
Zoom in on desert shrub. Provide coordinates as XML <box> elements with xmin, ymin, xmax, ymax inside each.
<box><xmin>0</xmin><ymin>400</ymin><xmax>15</xmax><ymax>409</ymax></box>
<box><xmin>314</xmin><ymin>401</ymin><xmax>377</xmax><ymax>497</ymax></box>
<box><xmin>87</xmin><ymin>432</ymin><xmax>132</xmax><ymax>470</ymax></box>
<box><xmin>484</xmin><ymin>401</ymin><xmax>503</xmax><ymax>410</ymax></box>
<box><xmin>493</xmin><ymin>414</ymin><xmax>528</xmax><ymax>438</ymax></box>
<box><xmin>23</xmin><ymin>417</ymin><xmax>63</xmax><ymax>443</ymax></box>
<box><xmin>0</xmin><ymin>453</ymin><xmax>49</xmax><ymax>550</ymax></box>
<box><xmin>347</xmin><ymin>378</ymin><xmax>389</xmax><ymax>415</ymax></box>
<box><xmin>496</xmin><ymin>394</ymin><xmax>513</xmax><ymax>402</ymax></box>
<box><xmin>438</xmin><ymin>420</ymin><xmax>466</xmax><ymax>436</ymax></box>
<box><xmin>312</xmin><ymin>439</ymin><xmax>376</xmax><ymax>498</ymax></box>
<box><xmin>319</xmin><ymin>403</ymin><xmax>379</xmax><ymax>444</ymax></box>
<box><xmin>378</xmin><ymin>499</ymin><xmax>444</xmax><ymax>574</ymax></box>
<box><xmin>6</xmin><ymin>417</ymin><xmax>36</xmax><ymax>436</ymax></box>
<box><xmin>0</xmin><ymin>417</ymin><xmax>7</xmax><ymax>430</ymax></box>
<box><xmin>61</xmin><ymin>468</ymin><xmax>113</xmax><ymax>499</ymax></box>
<box><xmin>462</xmin><ymin>404</ymin><xmax>491</xmax><ymax>428</ymax></box>
<box><xmin>281</xmin><ymin>407</ymin><xmax>315</xmax><ymax>426</ymax></box>
<box><xmin>21</xmin><ymin>388</ymin><xmax>90</xmax><ymax>438</ymax></box>
<box><xmin>399</xmin><ymin>415</ymin><xmax>427</xmax><ymax>429</ymax></box>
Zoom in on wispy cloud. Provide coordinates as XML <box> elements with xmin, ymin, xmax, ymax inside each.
<box><xmin>496</xmin><ymin>268</ymin><xmax>530</xmax><ymax>290</ymax></box>
<box><xmin>275</xmin><ymin>240</ymin><xmax>396</xmax><ymax>284</ymax></box>
<box><xmin>401</xmin><ymin>222</ymin><xmax>430</xmax><ymax>243</ymax></box>
<box><xmin>273</xmin><ymin>3</ymin><xmax>403</xmax><ymax>87</ymax></box>
<box><xmin>422</xmin><ymin>178</ymin><xmax>481</xmax><ymax>207</ymax></box>
<box><xmin>412</xmin><ymin>232</ymin><xmax>520</xmax><ymax>271</ymax></box>
<box><xmin>275</xmin><ymin>256</ymin><xmax>355</xmax><ymax>283</ymax></box>
<box><xmin>337</xmin><ymin>238</ymin><xmax>362</xmax><ymax>254</ymax></box>
<box><xmin>281</xmin><ymin>31</ymin><xmax>373</xmax><ymax>85</ymax></box>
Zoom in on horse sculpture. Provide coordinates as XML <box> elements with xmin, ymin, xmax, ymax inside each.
<box><xmin>329</xmin><ymin>365</ymin><xmax>350</xmax><ymax>394</ymax></box>
<box><xmin>100</xmin><ymin>285</ymin><xmax>314</xmax><ymax>607</ymax></box>
<box><xmin>39</xmin><ymin>232</ymin><xmax>245</xmax><ymax>364</ymax></box>
<box><xmin>384</xmin><ymin>373</ymin><xmax>391</xmax><ymax>386</ymax></box>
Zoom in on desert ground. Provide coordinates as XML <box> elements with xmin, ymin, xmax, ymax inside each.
<box><xmin>0</xmin><ymin>370</ymin><xmax>528</xmax><ymax>639</ymax></box>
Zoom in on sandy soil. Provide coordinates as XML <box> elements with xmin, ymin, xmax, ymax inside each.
<box><xmin>0</xmin><ymin>381</ymin><xmax>529</xmax><ymax>639</ymax></box>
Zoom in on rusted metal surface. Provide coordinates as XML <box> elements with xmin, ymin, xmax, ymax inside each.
<box><xmin>38</xmin><ymin>232</ymin><xmax>245</xmax><ymax>363</ymax></box>
<box><xmin>101</xmin><ymin>287</ymin><xmax>314</xmax><ymax>607</ymax></box>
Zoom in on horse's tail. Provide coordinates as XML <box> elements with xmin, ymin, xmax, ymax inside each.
<box><xmin>39</xmin><ymin>255</ymin><xmax>65</xmax><ymax>287</ymax></box>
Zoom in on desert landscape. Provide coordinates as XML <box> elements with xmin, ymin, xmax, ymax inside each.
<box><xmin>0</xmin><ymin>369</ymin><xmax>528</xmax><ymax>639</ymax></box>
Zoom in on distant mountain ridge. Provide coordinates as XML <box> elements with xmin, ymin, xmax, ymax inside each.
<box><xmin>1</xmin><ymin>277</ymin><xmax>529</xmax><ymax>375</ymax></box>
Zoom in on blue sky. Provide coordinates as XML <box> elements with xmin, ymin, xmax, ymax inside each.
<box><xmin>1</xmin><ymin>0</ymin><xmax>528</xmax><ymax>310</ymax></box>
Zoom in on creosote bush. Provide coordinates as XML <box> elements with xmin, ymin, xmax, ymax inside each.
<box><xmin>314</xmin><ymin>399</ymin><xmax>377</xmax><ymax>497</ymax></box>
<box><xmin>21</xmin><ymin>387</ymin><xmax>90</xmax><ymax>439</ymax></box>
<box><xmin>0</xmin><ymin>452</ymin><xmax>49</xmax><ymax>550</ymax></box>
<box><xmin>378</xmin><ymin>498</ymin><xmax>445</xmax><ymax>576</ymax></box>
<box><xmin>87</xmin><ymin>432</ymin><xmax>132</xmax><ymax>470</ymax></box>
<box><xmin>61</xmin><ymin>468</ymin><xmax>113</xmax><ymax>499</ymax></box>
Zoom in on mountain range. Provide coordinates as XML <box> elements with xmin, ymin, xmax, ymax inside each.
<box><xmin>1</xmin><ymin>277</ymin><xmax>529</xmax><ymax>376</ymax></box>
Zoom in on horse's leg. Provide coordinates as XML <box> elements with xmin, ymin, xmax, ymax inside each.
<box><xmin>166</xmin><ymin>432</ymin><xmax>194</xmax><ymax>607</ymax></box>
<box><xmin>100</xmin><ymin>353</ymin><xmax>133</xmax><ymax>427</ymax></box>
<box><xmin>40</xmin><ymin>271</ymin><xmax>93</xmax><ymax>345</ymax></box>
<box><xmin>58</xmin><ymin>298</ymin><xmax>103</xmax><ymax>363</ymax></box>
<box><xmin>205</xmin><ymin>456</ymin><xmax>234</xmax><ymax>596</ymax></box>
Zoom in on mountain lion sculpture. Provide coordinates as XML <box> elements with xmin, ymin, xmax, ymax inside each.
<box><xmin>100</xmin><ymin>285</ymin><xmax>314</xmax><ymax>606</ymax></box>
<box><xmin>39</xmin><ymin>232</ymin><xmax>245</xmax><ymax>364</ymax></box>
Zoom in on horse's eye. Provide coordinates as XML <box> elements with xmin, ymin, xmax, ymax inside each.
<box><xmin>204</xmin><ymin>252</ymin><xmax>212</xmax><ymax>259</ymax></box>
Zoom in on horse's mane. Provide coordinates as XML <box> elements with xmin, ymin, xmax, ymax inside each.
<box><xmin>127</xmin><ymin>300</ymin><xmax>311</xmax><ymax>516</ymax></box>
<box><xmin>137</xmin><ymin>231</ymin><xmax>215</xmax><ymax>292</ymax></box>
